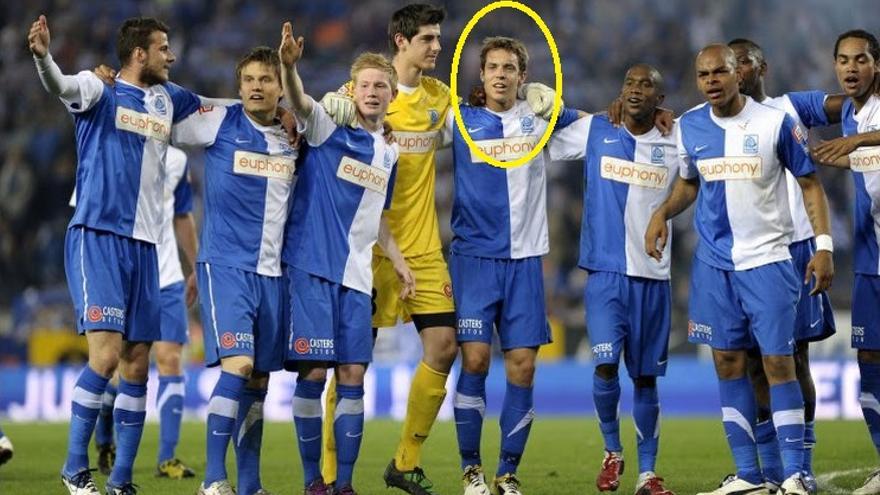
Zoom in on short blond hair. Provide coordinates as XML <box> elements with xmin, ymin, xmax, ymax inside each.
<box><xmin>350</xmin><ymin>52</ymin><xmax>398</xmax><ymax>89</ymax></box>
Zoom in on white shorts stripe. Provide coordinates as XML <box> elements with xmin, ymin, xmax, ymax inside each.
<box><xmin>205</xmin><ymin>263</ymin><xmax>221</xmax><ymax>349</ymax></box>
<box><xmin>80</xmin><ymin>227</ymin><xmax>88</xmax><ymax>322</ymax></box>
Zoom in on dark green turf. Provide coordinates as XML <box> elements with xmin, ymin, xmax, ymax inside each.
<box><xmin>0</xmin><ymin>419</ymin><xmax>874</xmax><ymax>494</ymax></box>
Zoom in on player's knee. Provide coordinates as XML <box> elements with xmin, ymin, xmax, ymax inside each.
<box><xmin>221</xmin><ymin>355</ymin><xmax>254</xmax><ymax>378</ymax></box>
<box><xmin>156</xmin><ymin>352</ymin><xmax>182</xmax><ymax>376</ymax></box>
<box><xmin>762</xmin><ymin>355</ymin><xmax>796</xmax><ymax>383</ymax></box>
<box><xmin>247</xmin><ymin>371</ymin><xmax>270</xmax><ymax>390</ymax></box>
<box><xmin>633</xmin><ymin>375</ymin><xmax>656</xmax><ymax>389</ymax></box>
<box><xmin>506</xmin><ymin>355</ymin><xmax>536</xmax><ymax>387</ymax></box>
<box><xmin>89</xmin><ymin>349</ymin><xmax>120</xmax><ymax>377</ymax></box>
<box><xmin>336</xmin><ymin>363</ymin><xmax>366</xmax><ymax>385</ymax></box>
<box><xmin>427</xmin><ymin>338</ymin><xmax>458</xmax><ymax>372</ymax></box>
<box><xmin>298</xmin><ymin>364</ymin><xmax>327</xmax><ymax>383</ymax></box>
<box><xmin>712</xmin><ymin>350</ymin><xmax>745</xmax><ymax>380</ymax></box>
<box><xmin>858</xmin><ymin>349</ymin><xmax>880</xmax><ymax>365</ymax></box>
<box><xmin>594</xmin><ymin>364</ymin><xmax>618</xmax><ymax>381</ymax></box>
<box><xmin>462</xmin><ymin>349</ymin><xmax>490</xmax><ymax>374</ymax></box>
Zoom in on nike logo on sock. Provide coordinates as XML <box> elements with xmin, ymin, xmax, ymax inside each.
<box><xmin>212</xmin><ymin>430</ymin><xmax>232</xmax><ymax>436</ymax></box>
<box><xmin>414</xmin><ymin>433</ymin><xmax>429</xmax><ymax>439</ymax></box>
<box><xmin>299</xmin><ymin>434</ymin><xmax>321</xmax><ymax>442</ymax></box>
<box><xmin>345</xmin><ymin>431</ymin><xmax>363</xmax><ymax>438</ymax></box>
<box><xmin>785</xmin><ymin>437</ymin><xmax>803</xmax><ymax>443</ymax></box>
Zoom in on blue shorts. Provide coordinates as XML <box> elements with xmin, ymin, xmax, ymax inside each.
<box><xmin>284</xmin><ymin>266</ymin><xmax>373</xmax><ymax>366</ymax></box>
<box><xmin>449</xmin><ymin>253</ymin><xmax>551</xmax><ymax>350</ymax></box>
<box><xmin>688</xmin><ymin>257</ymin><xmax>799</xmax><ymax>355</ymax></box>
<box><xmin>197</xmin><ymin>263</ymin><xmax>285</xmax><ymax>372</ymax></box>
<box><xmin>64</xmin><ymin>226</ymin><xmax>160</xmax><ymax>342</ymax></box>
<box><xmin>790</xmin><ymin>239</ymin><xmax>836</xmax><ymax>342</ymax></box>
<box><xmin>159</xmin><ymin>281</ymin><xmax>188</xmax><ymax>344</ymax></box>
<box><xmin>585</xmin><ymin>271</ymin><xmax>671</xmax><ymax>378</ymax></box>
<box><xmin>853</xmin><ymin>273</ymin><xmax>880</xmax><ymax>350</ymax></box>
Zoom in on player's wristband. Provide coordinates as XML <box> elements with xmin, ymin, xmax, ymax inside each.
<box><xmin>815</xmin><ymin>234</ymin><xmax>833</xmax><ymax>253</ymax></box>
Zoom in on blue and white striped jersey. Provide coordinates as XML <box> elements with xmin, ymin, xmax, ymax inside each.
<box><xmin>842</xmin><ymin>94</ymin><xmax>880</xmax><ymax>276</ymax></box>
<box><xmin>549</xmin><ymin>114</ymin><xmax>682</xmax><ymax>280</ymax></box>
<box><xmin>447</xmin><ymin>100</ymin><xmax>579</xmax><ymax>259</ymax></box>
<box><xmin>60</xmin><ymin>72</ymin><xmax>200</xmax><ymax>244</ymax></box>
<box><xmin>173</xmin><ymin>103</ymin><xmax>297</xmax><ymax>277</ymax></box>
<box><xmin>678</xmin><ymin>97</ymin><xmax>816</xmax><ymax>271</ymax></box>
<box><xmin>283</xmin><ymin>99</ymin><xmax>398</xmax><ymax>294</ymax></box>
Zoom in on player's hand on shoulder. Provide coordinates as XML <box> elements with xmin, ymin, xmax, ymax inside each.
<box><xmin>654</xmin><ymin>107</ymin><xmax>675</xmax><ymax>135</ymax></box>
<box><xmin>382</xmin><ymin>121</ymin><xmax>395</xmax><ymax>145</ymax></box>
<box><xmin>805</xmin><ymin>250</ymin><xmax>833</xmax><ymax>296</ymax></box>
<box><xmin>520</xmin><ymin>82</ymin><xmax>559</xmax><ymax>120</ymax></box>
<box><xmin>276</xmin><ymin>106</ymin><xmax>302</xmax><ymax>147</ymax></box>
<box><xmin>93</xmin><ymin>64</ymin><xmax>117</xmax><ymax>86</ymax></box>
<box><xmin>278</xmin><ymin>21</ymin><xmax>304</xmax><ymax>67</ymax></box>
<box><xmin>320</xmin><ymin>91</ymin><xmax>357</xmax><ymax>127</ymax></box>
<box><xmin>28</xmin><ymin>14</ymin><xmax>50</xmax><ymax>57</ymax></box>
<box><xmin>812</xmin><ymin>136</ymin><xmax>860</xmax><ymax>166</ymax></box>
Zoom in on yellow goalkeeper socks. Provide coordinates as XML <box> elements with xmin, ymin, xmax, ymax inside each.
<box><xmin>394</xmin><ymin>361</ymin><xmax>449</xmax><ymax>471</ymax></box>
<box><xmin>320</xmin><ymin>374</ymin><xmax>337</xmax><ymax>484</ymax></box>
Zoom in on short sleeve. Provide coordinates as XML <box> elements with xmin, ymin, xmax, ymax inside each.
<box><xmin>677</xmin><ymin>123</ymin><xmax>698</xmax><ymax>179</ymax></box>
<box><xmin>548</xmin><ymin>115</ymin><xmax>592</xmax><ymax>161</ymax></box>
<box><xmin>60</xmin><ymin>71</ymin><xmax>106</xmax><ymax>113</ymax></box>
<box><xmin>299</xmin><ymin>96</ymin><xmax>339</xmax><ymax>147</ymax></box>
<box><xmin>172</xmin><ymin>104</ymin><xmax>228</xmax><ymax>148</ymax></box>
<box><xmin>784</xmin><ymin>91</ymin><xmax>830</xmax><ymax>129</ymax></box>
<box><xmin>165</xmin><ymin>82</ymin><xmax>203</xmax><ymax>124</ymax></box>
<box><xmin>777</xmin><ymin>114</ymin><xmax>816</xmax><ymax>177</ymax></box>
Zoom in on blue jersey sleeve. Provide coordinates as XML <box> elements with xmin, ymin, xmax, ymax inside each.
<box><xmin>777</xmin><ymin>114</ymin><xmax>816</xmax><ymax>177</ymax></box>
<box><xmin>173</xmin><ymin>166</ymin><xmax>193</xmax><ymax>215</ymax></box>
<box><xmin>551</xmin><ymin>107</ymin><xmax>581</xmax><ymax>133</ymax></box>
<box><xmin>384</xmin><ymin>161</ymin><xmax>398</xmax><ymax>210</ymax></box>
<box><xmin>785</xmin><ymin>91</ymin><xmax>830</xmax><ymax>128</ymax></box>
<box><xmin>165</xmin><ymin>82</ymin><xmax>203</xmax><ymax>124</ymax></box>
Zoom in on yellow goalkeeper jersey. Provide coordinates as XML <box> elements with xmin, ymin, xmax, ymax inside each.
<box><xmin>343</xmin><ymin>76</ymin><xmax>451</xmax><ymax>257</ymax></box>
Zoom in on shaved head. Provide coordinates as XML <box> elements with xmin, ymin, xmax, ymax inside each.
<box><xmin>697</xmin><ymin>44</ymin><xmax>738</xmax><ymax>72</ymax></box>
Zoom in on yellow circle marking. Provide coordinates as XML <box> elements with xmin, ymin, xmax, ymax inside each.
<box><xmin>450</xmin><ymin>0</ymin><xmax>563</xmax><ymax>169</ymax></box>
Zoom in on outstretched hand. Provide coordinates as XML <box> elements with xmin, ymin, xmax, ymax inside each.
<box><xmin>28</xmin><ymin>14</ymin><xmax>50</xmax><ymax>57</ymax></box>
<box><xmin>279</xmin><ymin>22</ymin><xmax>304</xmax><ymax>67</ymax></box>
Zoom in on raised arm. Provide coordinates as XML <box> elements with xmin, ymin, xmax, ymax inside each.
<box><xmin>279</xmin><ymin>22</ymin><xmax>313</xmax><ymax>120</ymax></box>
<box><xmin>29</xmin><ymin>15</ymin><xmax>81</xmax><ymax>99</ymax></box>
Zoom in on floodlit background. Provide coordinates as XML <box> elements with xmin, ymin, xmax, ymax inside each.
<box><xmin>0</xmin><ymin>0</ymin><xmax>876</xmax><ymax>421</ymax></box>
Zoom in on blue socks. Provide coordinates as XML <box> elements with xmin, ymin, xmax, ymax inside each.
<box><xmin>497</xmin><ymin>382</ymin><xmax>535</xmax><ymax>476</ymax></box>
<box><xmin>335</xmin><ymin>384</ymin><xmax>365</xmax><ymax>487</ymax></box>
<box><xmin>633</xmin><ymin>386</ymin><xmax>660</xmax><ymax>474</ymax></box>
<box><xmin>293</xmin><ymin>379</ymin><xmax>325</xmax><ymax>486</ymax></box>
<box><xmin>109</xmin><ymin>379</ymin><xmax>148</xmax><ymax>486</ymax></box>
<box><xmin>594</xmin><ymin>374</ymin><xmax>623</xmax><ymax>453</ymax></box>
<box><xmin>236</xmin><ymin>387</ymin><xmax>267</xmax><ymax>495</ymax></box>
<box><xmin>859</xmin><ymin>362</ymin><xmax>880</xmax><ymax>457</ymax></box>
<box><xmin>719</xmin><ymin>376</ymin><xmax>762</xmax><ymax>485</ymax></box>
<box><xmin>755</xmin><ymin>412</ymin><xmax>783</xmax><ymax>485</ymax></box>
<box><xmin>157</xmin><ymin>375</ymin><xmax>184</xmax><ymax>463</ymax></box>
<box><xmin>454</xmin><ymin>371</ymin><xmax>487</xmax><ymax>470</ymax></box>
<box><xmin>95</xmin><ymin>382</ymin><xmax>117</xmax><ymax>448</ymax></box>
<box><xmin>770</xmin><ymin>381</ymin><xmax>805</xmax><ymax>479</ymax></box>
<box><xmin>64</xmin><ymin>366</ymin><xmax>109</xmax><ymax>476</ymax></box>
<box><xmin>205</xmin><ymin>371</ymin><xmax>246</xmax><ymax>485</ymax></box>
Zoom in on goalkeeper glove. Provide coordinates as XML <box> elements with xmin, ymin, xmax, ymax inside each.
<box><xmin>518</xmin><ymin>82</ymin><xmax>561</xmax><ymax>120</ymax></box>
<box><xmin>320</xmin><ymin>91</ymin><xmax>357</xmax><ymax>127</ymax></box>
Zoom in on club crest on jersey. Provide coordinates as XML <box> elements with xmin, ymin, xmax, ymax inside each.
<box><xmin>520</xmin><ymin>115</ymin><xmax>535</xmax><ymax>135</ymax></box>
<box><xmin>428</xmin><ymin>108</ymin><xmax>439</xmax><ymax>125</ymax></box>
<box><xmin>651</xmin><ymin>145</ymin><xmax>665</xmax><ymax>164</ymax></box>
<box><xmin>791</xmin><ymin>125</ymin><xmax>807</xmax><ymax>145</ymax></box>
<box><xmin>743</xmin><ymin>134</ymin><xmax>759</xmax><ymax>154</ymax></box>
<box><xmin>152</xmin><ymin>94</ymin><xmax>167</xmax><ymax>116</ymax></box>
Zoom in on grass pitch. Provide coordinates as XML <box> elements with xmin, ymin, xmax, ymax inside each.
<box><xmin>0</xmin><ymin>418</ymin><xmax>874</xmax><ymax>494</ymax></box>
